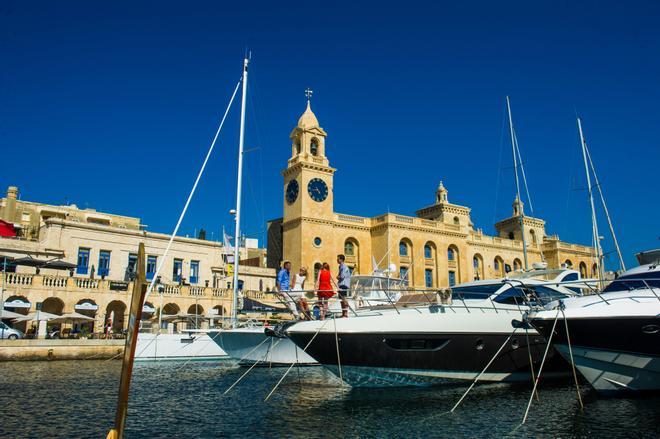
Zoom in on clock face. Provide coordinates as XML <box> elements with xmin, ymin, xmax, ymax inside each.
<box><xmin>285</xmin><ymin>179</ymin><xmax>299</xmax><ymax>204</ymax></box>
<box><xmin>307</xmin><ymin>178</ymin><xmax>328</xmax><ymax>202</ymax></box>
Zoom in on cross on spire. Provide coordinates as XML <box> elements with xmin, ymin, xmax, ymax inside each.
<box><xmin>305</xmin><ymin>88</ymin><xmax>313</xmax><ymax>102</ymax></box>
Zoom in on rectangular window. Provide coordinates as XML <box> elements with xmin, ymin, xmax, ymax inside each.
<box><xmin>146</xmin><ymin>256</ymin><xmax>157</xmax><ymax>281</ymax></box>
<box><xmin>425</xmin><ymin>269</ymin><xmax>433</xmax><ymax>288</ymax></box>
<box><xmin>77</xmin><ymin>248</ymin><xmax>90</xmax><ymax>274</ymax></box>
<box><xmin>127</xmin><ymin>253</ymin><xmax>138</xmax><ymax>274</ymax></box>
<box><xmin>424</xmin><ymin>246</ymin><xmax>432</xmax><ymax>259</ymax></box>
<box><xmin>190</xmin><ymin>260</ymin><xmax>199</xmax><ymax>284</ymax></box>
<box><xmin>173</xmin><ymin>258</ymin><xmax>183</xmax><ymax>283</ymax></box>
<box><xmin>98</xmin><ymin>250</ymin><xmax>111</xmax><ymax>277</ymax></box>
<box><xmin>448</xmin><ymin>270</ymin><xmax>456</xmax><ymax>287</ymax></box>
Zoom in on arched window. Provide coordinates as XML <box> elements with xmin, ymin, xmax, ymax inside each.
<box><xmin>494</xmin><ymin>256</ymin><xmax>504</xmax><ymax>276</ymax></box>
<box><xmin>453</xmin><ymin>216</ymin><xmax>460</xmax><ymax>225</ymax></box>
<box><xmin>513</xmin><ymin>258</ymin><xmax>522</xmax><ymax>271</ymax></box>
<box><xmin>424</xmin><ymin>244</ymin><xmax>433</xmax><ymax>259</ymax></box>
<box><xmin>579</xmin><ymin>262</ymin><xmax>587</xmax><ymax>278</ymax></box>
<box><xmin>591</xmin><ymin>263</ymin><xmax>598</xmax><ymax>278</ymax></box>
<box><xmin>399</xmin><ymin>240</ymin><xmax>409</xmax><ymax>257</ymax></box>
<box><xmin>310</xmin><ymin>138</ymin><xmax>319</xmax><ymax>156</ymax></box>
<box><xmin>473</xmin><ymin>254</ymin><xmax>484</xmax><ymax>280</ymax></box>
<box><xmin>447</xmin><ymin>247</ymin><xmax>455</xmax><ymax>261</ymax></box>
<box><xmin>344</xmin><ymin>240</ymin><xmax>355</xmax><ymax>256</ymax></box>
<box><xmin>529</xmin><ymin>229</ymin><xmax>537</xmax><ymax>245</ymax></box>
<box><xmin>295</xmin><ymin>140</ymin><xmax>301</xmax><ymax>155</ymax></box>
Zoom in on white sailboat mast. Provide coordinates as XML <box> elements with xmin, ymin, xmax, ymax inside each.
<box><xmin>577</xmin><ymin>117</ymin><xmax>604</xmax><ymax>286</ymax></box>
<box><xmin>231</xmin><ymin>56</ymin><xmax>249</xmax><ymax>326</ymax></box>
<box><xmin>584</xmin><ymin>144</ymin><xmax>626</xmax><ymax>271</ymax></box>
<box><xmin>506</xmin><ymin>96</ymin><xmax>528</xmax><ymax>270</ymax></box>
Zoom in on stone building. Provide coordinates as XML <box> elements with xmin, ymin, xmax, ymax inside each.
<box><xmin>0</xmin><ymin>186</ymin><xmax>276</xmax><ymax>334</ymax></box>
<box><xmin>268</xmin><ymin>101</ymin><xmax>599</xmax><ymax>288</ymax></box>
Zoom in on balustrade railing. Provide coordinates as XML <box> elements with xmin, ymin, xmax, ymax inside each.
<box><xmin>5</xmin><ymin>273</ymin><xmax>34</xmax><ymax>285</ymax></box>
<box><xmin>189</xmin><ymin>286</ymin><xmax>205</xmax><ymax>296</ymax></box>
<box><xmin>42</xmin><ymin>275</ymin><xmax>68</xmax><ymax>288</ymax></box>
<box><xmin>75</xmin><ymin>278</ymin><xmax>99</xmax><ymax>289</ymax></box>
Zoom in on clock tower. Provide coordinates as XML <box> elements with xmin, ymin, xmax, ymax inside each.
<box><xmin>282</xmin><ymin>93</ymin><xmax>336</xmax><ymax>270</ymax></box>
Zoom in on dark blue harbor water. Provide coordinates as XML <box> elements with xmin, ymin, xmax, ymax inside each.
<box><xmin>1</xmin><ymin>360</ymin><xmax>659</xmax><ymax>438</ymax></box>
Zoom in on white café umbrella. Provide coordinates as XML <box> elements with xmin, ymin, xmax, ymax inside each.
<box><xmin>50</xmin><ymin>312</ymin><xmax>95</xmax><ymax>324</ymax></box>
<box><xmin>13</xmin><ymin>311</ymin><xmax>60</xmax><ymax>322</ymax></box>
<box><xmin>1</xmin><ymin>309</ymin><xmax>24</xmax><ymax>319</ymax></box>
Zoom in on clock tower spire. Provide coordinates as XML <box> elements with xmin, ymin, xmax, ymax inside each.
<box><xmin>282</xmin><ymin>92</ymin><xmax>337</xmax><ymax>270</ymax></box>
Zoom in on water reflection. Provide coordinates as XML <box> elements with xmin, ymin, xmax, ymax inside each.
<box><xmin>0</xmin><ymin>361</ymin><xmax>658</xmax><ymax>438</ymax></box>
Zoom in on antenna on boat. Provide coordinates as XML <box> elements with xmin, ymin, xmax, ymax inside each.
<box><xmin>506</xmin><ymin>96</ymin><xmax>529</xmax><ymax>270</ymax></box>
<box><xmin>231</xmin><ymin>55</ymin><xmax>249</xmax><ymax>328</ymax></box>
<box><xmin>577</xmin><ymin>117</ymin><xmax>605</xmax><ymax>288</ymax></box>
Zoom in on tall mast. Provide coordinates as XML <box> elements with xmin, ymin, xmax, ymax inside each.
<box><xmin>577</xmin><ymin>117</ymin><xmax>604</xmax><ymax>286</ymax></box>
<box><xmin>584</xmin><ymin>144</ymin><xmax>626</xmax><ymax>271</ymax></box>
<box><xmin>506</xmin><ymin>96</ymin><xmax>528</xmax><ymax>270</ymax></box>
<box><xmin>231</xmin><ymin>56</ymin><xmax>249</xmax><ymax>327</ymax></box>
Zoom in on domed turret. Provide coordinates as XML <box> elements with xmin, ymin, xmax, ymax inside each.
<box><xmin>297</xmin><ymin>100</ymin><xmax>319</xmax><ymax>129</ymax></box>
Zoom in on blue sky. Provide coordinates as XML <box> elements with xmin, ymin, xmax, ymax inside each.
<box><xmin>2</xmin><ymin>1</ymin><xmax>659</xmax><ymax>269</ymax></box>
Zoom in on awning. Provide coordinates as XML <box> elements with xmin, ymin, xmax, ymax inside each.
<box><xmin>74</xmin><ymin>302</ymin><xmax>99</xmax><ymax>311</ymax></box>
<box><xmin>4</xmin><ymin>298</ymin><xmax>31</xmax><ymax>309</ymax></box>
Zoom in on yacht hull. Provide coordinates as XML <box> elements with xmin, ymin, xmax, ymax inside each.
<box><xmin>530</xmin><ymin>315</ymin><xmax>660</xmax><ymax>393</ymax></box>
<box><xmin>209</xmin><ymin>328</ymin><xmax>318</xmax><ymax>366</ymax></box>
<box><xmin>287</xmin><ymin>316</ymin><xmax>569</xmax><ymax>387</ymax></box>
<box><xmin>135</xmin><ymin>333</ymin><xmax>228</xmax><ymax>361</ymax></box>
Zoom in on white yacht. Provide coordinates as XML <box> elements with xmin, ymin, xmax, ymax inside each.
<box><xmin>210</xmin><ymin>273</ymin><xmax>407</xmax><ymax>366</ymax></box>
<box><xmin>529</xmin><ymin>250</ymin><xmax>660</xmax><ymax>393</ymax></box>
<box><xmin>135</xmin><ymin>331</ymin><xmax>228</xmax><ymax>362</ymax></box>
<box><xmin>286</xmin><ymin>269</ymin><xmax>581</xmax><ymax>387</ymax></box>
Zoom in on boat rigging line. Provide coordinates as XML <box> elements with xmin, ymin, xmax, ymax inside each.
<box><xmin>583</xmin><ymin>134</ymin><xmax>626</xmax><ymax>271</ymax></box>
<box><xmin>561</xmin><ymin>305</ymin><xmax>584</xmax><ymax>411</ymax></box>
<box><xmin>142</xmin><ymin>77</ymin><xmax>242</xmax><ymax>304</ymax></box>
<box><xmin>506</xmin><ymin>96</ymin><xmax>529</xmax><ymax>270</ymax></box>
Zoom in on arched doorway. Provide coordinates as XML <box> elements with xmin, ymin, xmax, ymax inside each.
<box><xmin>493</xmin><ymin>256</ymin><xmax>504</xmax><ymax>277</ymax></box>
<box><xmin>4</xmin><ymin>295</ymin><xmax>30</xmax><ymax>332</ymax></box>
<box><xmin>105</xmin><ymin>300</ymin><xmax>126</xmax><ymax>333</ymax></box>
<box><xmin>187</xmin><ymin>304</ymin><xmax>205</xmax><ymax>329</ymax></box>
<box><xmin>74</xmin><ymin>299</ymin><xmax>98</xmax><ymax>334</ymax></box>
<box><xmin>42</xmin><ymin>297</ymin><xmax>64</xmax><ymax>315</ymax></box>
<box><xmin>42</xmin><ymin>297</ymin><xmax>65</xmax><ymax>334</ymax></box>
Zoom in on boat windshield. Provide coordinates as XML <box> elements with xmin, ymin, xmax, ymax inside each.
<box><xmin>451</xmin><ymin>283</ymin><xmax>504</xmax><ymax>300</ymax></box>
<box><xmin>603</xmin><ymin>272</ymin><xmax>660</xmax><ymax>293</ymax></box>
<box><xmin>493</xmin><ymin>284</ymin><xmax>569</xmax><ymax>306</ymax></box>
<box><xmin>351</xmin><ymin>276</ymin><xmax>404</xmax><ymax>302</ymax></box>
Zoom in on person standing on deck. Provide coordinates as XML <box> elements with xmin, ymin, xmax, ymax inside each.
<box><xmin>336</xmin><ymin>254</ymin><xmax>351</xmax><ymax>318</ymax></box>
<box><xmin>276</xmin><ymin>261</ymin><xmax>297</xmax><ymax>318</ymax></box>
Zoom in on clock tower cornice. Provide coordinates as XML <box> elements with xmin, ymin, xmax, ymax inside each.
<box><xmin>282</xmin><ymin>161</ymin><xmax>336</xmax><ymax>178</ymax></box>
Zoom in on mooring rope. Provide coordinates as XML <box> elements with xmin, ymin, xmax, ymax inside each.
<box><xmin>561</xmin><ymin>307</ymin><xmax>584</xmax><ymax>410</ymax></box>
<box><xmin>521</xmin><ymin>308</ymin><xmax>561</xmax><ymax>424</ymax></box>
<box><xmin>450</xmin><ymin>328</ymin><xmax>518</xmax><ymax>412</ymax></box>
<box><xmin>264</xmin><ymin>319</ymin><xmax>331</xmax><ymax>401</ymax></box>
<box><xmin>223</xmin><ymin>338</ymin><xmax>282</xmax><ymax>395</ymax></box>
<box><xmin>333</xmin><ymin>313</ymin><xmax>344</xmax><ymax>385</ymax></box>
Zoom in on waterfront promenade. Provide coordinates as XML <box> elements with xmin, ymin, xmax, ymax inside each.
<box><xmin>0</xmin><ymin>339</ymin><xmax>124</xmax><ymax>361</ymax></box>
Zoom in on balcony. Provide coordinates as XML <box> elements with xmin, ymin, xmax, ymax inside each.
<box><xmin>2</xmin><ymin>272</ymin><xmax>267</xmax><ymax>301</ymax></box>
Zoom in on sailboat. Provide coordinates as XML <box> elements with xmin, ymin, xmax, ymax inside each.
<box><xmin>527</xmin><ymin>117</ymin><xmax>660</xmax><ymax>394</ymax></box>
